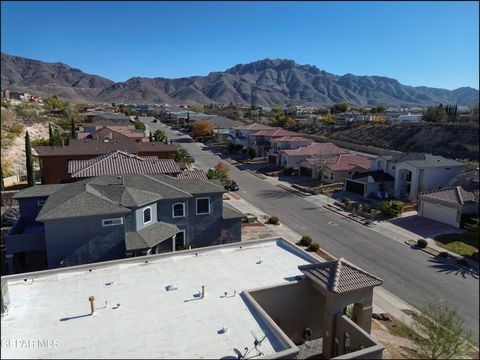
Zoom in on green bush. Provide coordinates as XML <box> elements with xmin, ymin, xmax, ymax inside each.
<box><xmin>248</xmin><ymin>147</ymin><xmax>257</xmax><ymax>160</ymax></box>
<box><xmin>417</xmin><ymin>239</ymin><xmax>428</xmax><ymax>248</ymax></box>
<box><xmin>380</xmin><ymin>200</ymin><xmax>404</xmax><ymax>217</ymax></box>
<box><xmin>227</xmin><ymin>143</ymin><xmax>236</xmax><ymax>153</ymax></box>
<box><xmin>342</xmin><ymin>198</ymin><xmax>351</xmax><ymax>206</ymax></box>
<box><xmin>299</xmin><ymin>236</ymin><xmax>313</xmax><ymax>247</ymax></box>
<box><xmin>283</xmin><ymin>166</ymin><xmax>294</xmax><ymax>175</ymax></box>
<box><xmin>268</xmin><ymin>216</ymin><xmax>280</xmax><ymax>225</ymax></box>
<box><xmin>439</xmin><ymin>251</ymin><xmax>449</xmax><ymax>258</ymax></box>
<box><xmin>307</xmin><ymin>242</ymin><xmax>320</xmax><ymax>252</ymax></box>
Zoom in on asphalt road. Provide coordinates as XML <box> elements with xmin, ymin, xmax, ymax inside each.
<box><xmin>149</xmin><ymin>122</ymin><xmax>480</xmax><ymax>341</ymax></box>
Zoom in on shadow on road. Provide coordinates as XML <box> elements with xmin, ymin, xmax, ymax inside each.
<box><xmin>258</xmin><ymin>189</ymin><xmax>294</xmax><ymax>199</ymax></box>
<box><xmin>427</xmin><ymin>256</ymin><xmax>479</xmax><ymax>279</ymax></box>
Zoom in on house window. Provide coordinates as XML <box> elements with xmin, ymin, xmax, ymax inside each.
<box><xmin>172</xmin><ymin>203</ymin><xmax>185</xmax><ymax>218</ymax></box>
<box><xmin>37</xmin><ymin>200</ymin><xmax>46</xmax><ymax>207</ymax></box>
<box><xmin>102</xmin><ymin>217</ymin><xmax>124</xmax><ymax>227</ymax></box>
<box><xmin>175</xmin><ymin>230</ymin><xmax>186</xmax><ymax>251</ymax></box>
<box><xmin>143</xmin><ymin>207</ymin><xmax>152</xmax><ymax>224</ymax></box>
<box><xmin>196</xmin><ymin>197</ymin><xmax>210</xmax><ymax>215</ymax></box>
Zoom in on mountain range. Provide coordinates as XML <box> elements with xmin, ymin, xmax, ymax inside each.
<box><xmin>1</xmin><ymin>52</ymin><xmax>478</xmax><ymax>106</ymax></box>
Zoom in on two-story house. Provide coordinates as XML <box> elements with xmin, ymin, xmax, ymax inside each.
<box><xmin>227</xmin><ymin>123</ymin><xmax>275</xmax><ymax>150</ymax></box>
<box><xmin>35</xmin><ymin>139</ymin><xmax>178</xmax><ymax>184</ymax></box>
<box><xmin>248</xmin><ymin>128</ymin><xmax>300</xmax><ymax>157</ymax></box>
<box><xmin>279</xmin><ymin>142</ymin><xmax>346</xmax><ymax>169</ymax></box>
<box><xmin>371</xmin><ymin>153</ymin><xmax>465</xmax><ymax>200</ymax></box>
<box><xmin>267</xmin><ymin>136</ymin><xmax>313</xmax><ymax>165</ymax></box>
<box><xmin>5</xmin><ymin>174</ymin><xmax>243</xmax><ymax>274</ymax></box>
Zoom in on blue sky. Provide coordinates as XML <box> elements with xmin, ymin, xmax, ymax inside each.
<box><xmin>1</xmin><ymin>1</ymin><xmax>479</xmax><ymax>89</ymax></box>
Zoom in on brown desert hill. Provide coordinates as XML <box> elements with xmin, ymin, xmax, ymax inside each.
<box><xmin>299</xmin><ymin>123</ymin><xmax>479</xmax><ymax>161</ymax></box>
<box><xmin>2</xmin><ymin>53</ymin><xmax>479</xmax><ymax>106</ymax></box>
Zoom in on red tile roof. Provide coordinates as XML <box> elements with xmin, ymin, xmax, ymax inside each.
<box><xmin>326</xmin><ymin>154</ymin><xmax>371</xmax><ymax>171</ymax></box>
<box><xmin>68</xmin><ymin>151</ymin><xmax>181</xmax><ymax>178</ymax></box>
<box><xmin>249</xmin><ymin>128</ymin><xmax>300</xmax><ymax>137</ymax></box>
<box><xmin>176</xmin><ymin>170</ymin><xmax>208</xmax><ymax>180</ymax></box>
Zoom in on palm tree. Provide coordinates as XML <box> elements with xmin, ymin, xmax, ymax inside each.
<box><xmin>175</xmin><ymin>147</ymin><xmax>192</xmax><ymax>165</ymax></box>
<box><xmin>153</xmin><ymin>129</ymin><xmax>168</xmax><ymax>143</ymax></box>
<box><xmin>25</xmin><ymin>131</ymin><xmax>35</xmax><ymax>187</ymax></box>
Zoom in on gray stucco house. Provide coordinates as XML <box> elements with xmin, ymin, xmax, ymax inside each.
<box><xmin>5</xmin><ymin>174</ymin><xmax>243</xmax><ymax>274</ymax></box>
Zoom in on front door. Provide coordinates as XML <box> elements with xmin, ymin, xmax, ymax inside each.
<box><xmin>175</xmin><ymin>231</ymin><xmax>185</xmax><ymax>251</ymax></box>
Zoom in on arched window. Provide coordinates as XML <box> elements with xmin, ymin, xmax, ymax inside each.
<box><xmin>143</xmin><ymin>207</ymin><xmax>152</xmax><ymax>224</ymax></box>
<box><xmin>172</xmin><ymin>203</ymin><xmax>185</xmax><ymax>218</ymax></box>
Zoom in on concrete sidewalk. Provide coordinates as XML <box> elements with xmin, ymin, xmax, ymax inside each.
<box><xmin>224</xmin><ymin>192</ymin><xmax>423</xmax><ymax>329</ymax></box>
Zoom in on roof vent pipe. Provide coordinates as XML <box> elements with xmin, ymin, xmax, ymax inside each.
<box><xmin>201</xmin><ymin>285</ymin><xmax>205</xmax><ymax>299</ymax></box>
<box><xmin>89</xmin><ymin>296</ymin><xmax>96</xmax><ymax>315</ymax></box>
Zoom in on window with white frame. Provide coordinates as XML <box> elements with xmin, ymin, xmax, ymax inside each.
<box><xmin>102</xmin><ymin>217</ymin><xmax>123</xmax><ymax>227</ymax></box>
<box><xmin>196</xmin><ymin>197</ymin><xmax>210</xmax><ymax>215</ymax></box>
<box><xmin>143</xmin><ymin>207</ymin><xmax>152</xmax><ymax>224</ymax></box>
<box><xmin>172</xmin><ymin>203</ymin><xmax>185</xmax><ymax>218</ymax></box>
<box><xmin>37</xmin><ymin>200</ymin><xmax>46</xmax><ymax>207</ymax></box>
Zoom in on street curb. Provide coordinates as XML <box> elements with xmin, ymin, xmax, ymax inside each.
<box><xmin>404</xmin><ymin>240</ymin><xmax>480</xmax><ymax>272</ymax></box>
<box><xmin>246</xmin><ymin>170</ymin><xmax>267</xmax><ymax>180</ymax></box>
<box><xmin>322</xmin><ymin>204</ymin><xmax>373</xmax><ymax>227</ymax></box>
<box><xmin>275</xmin><ymin>184</ymin><xmax>308</xmax><ymax>197</ymax></box>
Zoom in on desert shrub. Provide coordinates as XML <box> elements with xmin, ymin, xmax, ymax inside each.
<box><xmin>299</xmin><ymin>236</ymin><xmax>313</xmax><ymax>247</ymax></box>
<box><xmin>417</xmin><ymin>239</ymin><xmax>428</xmax><ymax>248</ymax></box>
<box><xmin>380</xmin><ymin>200</ymin><xmax>404</xmax><ymax>217</ymax></box>
<box><xmin>268</xmin><ymin>216</ymin><xmax>279</xmax><ymax>225</ymax></box>
<box><xmin>234</xmin><ymin>144</ymin><xmax>244</xmax><ymax>153</ymax></box>
<box><xmin>342</xmin><ymin>198</ymin><xmax>352</xmax><ymax>206</ymax></box>
<box><xmin>362</xmin><ymin>203</ymin><xmax>369</xmax><ymax>213</ymax></box>
<box><xmin>307</xmin><ymin>242</ymin><xmax>320</xmax><ymax>252</ymax></box>
<box><xmin>248</xmin><ymin>147</ymin><xmax>256</xmax><ymax>160</ymax></box>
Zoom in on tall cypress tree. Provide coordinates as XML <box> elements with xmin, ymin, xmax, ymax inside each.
<box><xmin>25</xmin><ymin>131</ymin><xmax>35</xmax><ymax>187</ymax></box>
<box><xmin>1</xmin><ymin>165</ymin><xmax>5</xmax><ymax>192</ymax></box>
<box><xmin>149</xmin><ymin>132</ymin><xmax>153</xmax><ymax>142</ymax></box>
<box><xmin>48</xmin><ymin>123</ymin><xmax>54</xmax><ymax>146</ymax></box>
<box><xmin>70</xmin><ymin>117</ymin><xmax>76</xmax><ymax>139</ymax></box>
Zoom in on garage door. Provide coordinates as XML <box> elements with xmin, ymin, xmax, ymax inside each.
<box><xmin>420</xmin><ymin>201</ymin><xmax>458</xmax><ymax>227</ymax></box>
<box><xmin>299</xmin><ymin>166</ymin><xmax>313</xmax><ymax>177</ymax></box>
<box><xmin>345</xmin><ymin>180</ymin><xmax>365</xmax><ymax>195</ymax></box>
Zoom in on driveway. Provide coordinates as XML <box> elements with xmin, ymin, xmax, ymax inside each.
<box><xmin>388</xmin><ymin>214</ymin><xmax>464</xmax><ymax>239</ymax></box>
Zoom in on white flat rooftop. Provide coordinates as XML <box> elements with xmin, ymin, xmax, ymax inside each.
<box><xmin>1</xmin><ymin>238</ymin><xmax>315</xmax><ymax>359</ymax></box>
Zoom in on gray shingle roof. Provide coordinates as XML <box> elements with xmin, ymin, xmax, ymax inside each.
<box><xmin>299</xmin><ymin>258</ymin><xmax>383</xmax><ymax>294</ymax></box>
<box><xmin>223</xmin><ymin>203</ymin><xmax>244</xmax><ymax>220</ymax></box>
<box><xmin>125</xmin><ymin>222</ymin><xmax>179</xmax><ymax>251</ymax></box>
<box><xmin>13</xmin><ymin>184</ymin><xmax>67</xmax><ymax>199</ymax></box>
<box><xmin>419</xmin><ymin>186</ymin><xmax>478</xmax><ymax>206</ymax></box>
<box><xmin>147</xmin><ymin>174</ymin><xmax>225</xmax><ymax>195</ymax></box>
<box><xmin>391</xmin><ymin>153</ymin><xmax>464</xmax><ymax>168</ymax></box>
<box><xmin>68</xmin><ymin>150</ymin><xmax>181</xmax><ymax>178</ymax></box>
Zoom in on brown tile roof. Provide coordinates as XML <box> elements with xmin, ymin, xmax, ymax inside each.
<box><xmin>78</xmin><ymin>126</ymin><xmax>146</xmax><ymax>140</ymax></box>
<box><xmin>35</xmin><ymin>139</ymin><xmax>177</xmax><ymax>156</ymax></box>
<box><xmin>299</xmin><ymin>258</ymin><xmax>383</xmax><ymax>294</ymax></box>
<box><xmin>281</xmin><ymin>142</ymin><xmax>346</xmax><ymax>157</ymax></box>
<box><xmin>68</xmin><ymin>151</ymin><xmax>182</xmax><ymax>178</ymax></box>
<box><xmin>176</xmin><ymin>170</ymin><xmax>208</xmax><ymax>180</ymax></box>
<box><xmin>419</xmin><ymin>186</ymin><xmax>478</xmax><ymax>206</ymax></box>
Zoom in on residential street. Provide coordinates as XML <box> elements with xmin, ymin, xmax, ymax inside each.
<box><xmin>150</xmin><ymin>121</ymin><xmax>480</xmax><ymax>340</ymax></box>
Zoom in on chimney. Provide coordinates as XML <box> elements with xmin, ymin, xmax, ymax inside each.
<box><xmin>89</xmin><ymin>296</ymin><xmax>96</xmax><ymax>315</ymax></box>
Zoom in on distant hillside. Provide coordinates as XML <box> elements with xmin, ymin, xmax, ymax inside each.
<box><xmin>299</xmin><ymin>123</ymin><xmax>479</xmax><ymax>161</ymax></box>
<box><xmin>2</xmin><ymin>53</ymin><xmax>479</xmax><ymax>106</ymax></box>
